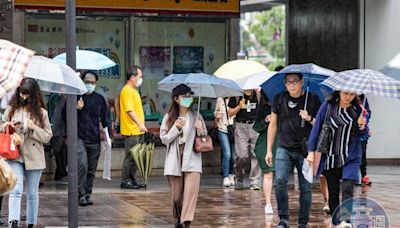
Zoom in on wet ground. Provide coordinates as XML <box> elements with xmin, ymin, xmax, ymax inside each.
<box><xmin>0</xmin><ymin>165</ymin><xmax>398</xmax><ymax>227</ymax></box>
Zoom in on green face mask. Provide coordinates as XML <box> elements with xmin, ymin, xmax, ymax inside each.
<box><xmin>180</xmin><ymin>97</ymin><xmax>193</xmax><ymax>107</ymax></box>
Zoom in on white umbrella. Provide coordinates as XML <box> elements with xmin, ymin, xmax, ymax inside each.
<box><xmin>25</xmin><ymin>56</ymin><xmax>87</xmax><ymax>95</ymax></box>
<box><xmin>53</xmin><ymin>49</ymin><xmax>116</xmax><ymax>70</ymax></box>
<box><xmin>234</xmin><ymin>71</ymin><xmax>276</xmax><ymax>90</ymax></box>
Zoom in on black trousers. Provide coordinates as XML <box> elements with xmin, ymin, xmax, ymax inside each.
<box><xmin>360</xmin><ymin>141</ymin><xmax>368</xmax><ymax>177</ymax></box>
<box><xmin>51</xmin><ymin>135</ymin><xmax>68</xmax><ymax>180</ymax></box>
<box><xmin>77</xmin><ymin>139</ymin><xmax>101</xmax><ymax>197</ymax></box>
<box><xmin>323</xmin><ymin>167</ymin><xmax>355</xmax><ymax>224</ymax></box>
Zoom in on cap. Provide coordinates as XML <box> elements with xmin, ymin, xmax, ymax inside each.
<box><xmin>171</xmin><ymin>84</ymin><xmax>194</xmax><ymax>97</ymax></box>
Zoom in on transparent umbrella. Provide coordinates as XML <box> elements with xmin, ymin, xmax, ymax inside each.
<box><xmin>53</xmin><ymin>49</ymin><xmax>116</xmax><ymax>70</ymax></box>
<box><xmin>25</xmin><ymin>56</ymin><xmax>87</xmax><ymax>95</ymax></box>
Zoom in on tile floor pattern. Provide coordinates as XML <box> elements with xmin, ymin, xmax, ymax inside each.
<box><xmin>0</xmin><ymin>165</ymin><xmax>398</xmax><ymax>227</ymax></box>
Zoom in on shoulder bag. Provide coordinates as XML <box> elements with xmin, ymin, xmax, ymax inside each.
<box><xmin>316</xmin><ymin>104</ymin><xmax>332</xmax><ymax>154</ymax></box>
<box><xmin>0</xmin><ymin>125</ymin><xmax>19</xmax><ymax>160</ymax></box>
<box><xmin>223</xmin><ymin>98</ymin><xmax>235</xmax><ymax>143</ymax></box>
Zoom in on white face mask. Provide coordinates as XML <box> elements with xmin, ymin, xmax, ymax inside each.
<box><xmin>136</xmin><ymin>78</ymin><xmax>143</xmax><ymax>87</ymax></box>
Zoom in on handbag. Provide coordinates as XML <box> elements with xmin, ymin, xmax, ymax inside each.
<box><xmin>194</xmin><ymin>134</ymin><xmax>214</xmax><ymax>153</ymax></box>
<box><xmin>0</xmin><ymin>158</ymin><xmax>17</xmax><ymax>194</ymax></box>
<box><xmin>0</xmin><ymin>125</ymin><xmax>19</xmax><ymax>160</ymax></box>
<box><xmin>316</xmin><ymin>104</ymin><xmax>332</xmax><ymax>154</ymax></box>
<box><xmin>223</xmin><ymin>99</ymin><xmax>235</xmax><ymax>143</ymax></box>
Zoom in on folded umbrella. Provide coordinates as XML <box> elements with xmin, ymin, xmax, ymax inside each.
<box><xmin>0</xmin><ymin>39</ymin><xmax>35</xmax><ymax>98</ymax></box>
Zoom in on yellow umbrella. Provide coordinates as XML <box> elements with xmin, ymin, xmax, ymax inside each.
<box><xmin>214</xmin><ymin>60</ymin><xmax>269</xmax><ymax>80</ymax></box>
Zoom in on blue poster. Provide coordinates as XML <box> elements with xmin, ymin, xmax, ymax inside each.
<box><xmin>173</xmin><ymin>46</ymin><xmax>204</xmax><ymax>74</ymax></box>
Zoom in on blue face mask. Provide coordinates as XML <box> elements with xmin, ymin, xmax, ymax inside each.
<box><xmin>180</xmin><ymin>97</ymin><xmax>193</xmax><ymax>108</ymax></box>
<box><xmin>85</xmin><ymin>83</ymin><xmax>96</xmax><ymax>93</ymax></box>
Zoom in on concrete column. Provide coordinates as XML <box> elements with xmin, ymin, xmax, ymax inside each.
<box><xmin>228</xmin><ymin>17</ymin><xmax>240</xmax><ymax>60</ymax></box>
<box><xmin>12</xmin><ymin>11</ymin><xmax>24</xmax><ymax>45</ymax></box>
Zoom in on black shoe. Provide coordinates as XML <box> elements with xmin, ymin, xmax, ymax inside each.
<box><xmin>0</xmin><ymin>219</ymin><xmax>4</xmax><ymax>226</ymax></box>
<box><xmin>132</xmin><ymin>179</ymin><xmax>145</xmax><ymax>188</ymax></box>
<box><xmin>10</xmin><ymin>220</ymin><xmax>18</xmax><ymax>228</ymax></box>
<box><xmin>78</xmin><ymin>196</ymin><xmax>88</xmax><ymax>206</ymax></box>
<box><xmin>277</xmin><ymin>220</ymin><xmax>289</xmax><ymax>228</ymax></box>
<box><xmin>28</xmin><ymin>224</ymin><xmax>34</xmax><ymax>228</ymax></box>
<box><xmin>120</xmin><ymin>181</ymin><xmax>140</xmax><ymax>189</ymax></box>
<box><xmin>86</xmin><ymin>196</ymin><xmax>93</xmax><ymax>205</ymax></box>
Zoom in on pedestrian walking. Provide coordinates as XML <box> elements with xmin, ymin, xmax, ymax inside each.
<box><xmin>266</xmin><ymin>73</ymin><xmax>321</xmax><ymax>228</ymax></box>
<box><xmin>307</xmin><ymin>90</ymin><xmax>367</xmax><ymax>227</ymax></box>
<box><xmin>253</xmin><ymin>91</ymin><xmax>277</xmax><ymax>215</ymax></box>
<box><xmin>228</xmin><ymin>90</ymin><xmax>262</xmax><ymax>190</ymax></box>
<box><xmin>1</xmin><ymin>78</ymin><xmax>53</xmax><ymax>228</ymax></box>
<box><xmin>159</xmin><ymin>84</ymin><xmax>207</xmax><ymax>228</ymax></box>
<box><xmin>214</xmin><ymin>97</ymin><xmax>235</xmax><ymax>187</ymax></box>
<box><xmin>76</xmin><ymin>71</ymin><xmax>112</xmax><ymax>206</ymax></box>
<box><xmin>120</xmin><ymin>66</ymin><xmax>147</xmax><ymax>189</ymax></box>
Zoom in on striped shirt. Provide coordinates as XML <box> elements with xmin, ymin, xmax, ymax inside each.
<box><xmin>325</xmin><ymin>105</ymin><xmax>357</xmax><ymax>170</ymax></box>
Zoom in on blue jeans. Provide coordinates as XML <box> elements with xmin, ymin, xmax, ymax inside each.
<box><xmin>217</xmin><ymin>130</ymin><xmax>235</xmax><ymax>178</ymax></box>
<box><xmin>8</xmin><ymin>161</ymin><xmax>42</xmax><ymax>225</ymax></box>
<box><xmin>275</xmin><ymin>147</ymin><xmax>311</xmax><ymax>225</ymax></box>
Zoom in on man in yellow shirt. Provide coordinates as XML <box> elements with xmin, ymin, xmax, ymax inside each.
<box><xmin>120</xmin><ymin>65</ymin><xmax>147</xmax><ymax>189</ymax></box>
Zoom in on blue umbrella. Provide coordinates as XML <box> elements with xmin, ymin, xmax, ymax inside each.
<box><xmin>53</xmin><ymin>49</ymin><xmax>116</xmax><ymax>70</ymax></box>
<box><xmin>260</xmin><ymin>63</ymin><xmax>335</xmax><ymax>103</ymax></box>
<box><xmin>158</xmin><ymin>73</ymin><xmax>243</xmax><ymax>114</ymax></box>
<box><xmin>380</xmin><ymin>52</ymin><xmax>400</xmax><ymax>81</ymax></box>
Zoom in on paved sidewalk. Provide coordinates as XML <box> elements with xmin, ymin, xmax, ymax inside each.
<box><xmin>0</xmin><ymin>165</ymin><xmax>398</xmax><ymax>227</ymax></box>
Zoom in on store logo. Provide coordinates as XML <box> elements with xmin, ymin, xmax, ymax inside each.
<box><xmin>332</xmin><ymin>197</ymin><xmax>389</xmax><ymax>227</ymax></box>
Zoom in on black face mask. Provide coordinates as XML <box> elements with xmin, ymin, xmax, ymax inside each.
<box><xmin>19</xmin><ymin>97</ymin><xmax>30</xmax><ymax>106</ymax></box>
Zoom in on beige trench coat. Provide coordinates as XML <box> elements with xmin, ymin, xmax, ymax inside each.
<box><xmin>160</xmin><ymin>110</ymin><xmax>207</xmax><ymax>176</ymax></box>
<box><xmin>1</xmin><ymin>106</ymin><xmax>53</xmax><ymax>170</ymax></box>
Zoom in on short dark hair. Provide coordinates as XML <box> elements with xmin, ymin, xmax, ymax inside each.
<box><xmin>284</xmin><ymin>73</ymin><xmax>303</xmax><ymax>81</ymax></box>
<box><xmin>126</xmin><ymin>65</ymin><xmax>142</xmax><ymax>81</ymax></box>
<box><xmin>82</xmin><ymin>70</ymin><xmax>99</xmax><ymax>81</ymax></box>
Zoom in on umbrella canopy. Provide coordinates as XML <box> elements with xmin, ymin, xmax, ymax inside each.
<box><xmin>260</xmin><ymin>63</ymin><xmax>335</xmax><ymax>102</ymax></box>
<box><xmin>129</xmin><ymin>133</ymin><xmax>155</xmax><ymax>189</ymax></box>
<box><xmin>380</xmin><ymin>52</ymin><xmax>400</xmax><ymax>81</ymax></box>
<box><xmin>53</xmin><ymin>49</ymin><xmax>116</xmax><ymax>70</ymax></box>
<box><xmin>235</xmin><ymin>71</ymin><xmax>276</xmax><ymax>90</ymax></box>
<box><xmin>214</xmin><ymin>60</ymin><xmax>269</xmax><ymax>80</ymax></box>
<box><xmin>158</xmin><ymin>73</ymin><xmax>243</xmax><ymax>98</ymax></box>
<box><xmin>0</xmin><ymin>39</ymin><xmax>35</xmax><ymax>98</ymax></box>
<box><xmin>25</xmin><ymin>56</ymin><xmax>88</xmax><ymax>95</ymax></box>
<box><xmin>322</xmin><ymin>69</ymin><xmax>400</xmax><ymax>99</ymax></box>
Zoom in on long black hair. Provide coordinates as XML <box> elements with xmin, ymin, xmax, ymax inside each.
<box><xmin>166</xmin><ymin>95</ymin><xmax>180</xmax><ymax>130</ymax></box>
<box><xmin>8</xmin><ymin>78</ymin><xmax>46</xmax><ymax>127</ymax></box>
<box><xmin>327</xmin><ymin>90</ymin><xmax>360</xmax><ymax>106</ymax></box>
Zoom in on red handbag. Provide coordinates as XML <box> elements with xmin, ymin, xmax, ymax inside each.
<box><xmin>194</xmin><ymin>135</ymin><xmax>214</xmax><ymax>153</ymax></box>
<box><xmin>0</xmin><ymin>125</ymin><xmax>19</xmax><ymax>160</ymax></box>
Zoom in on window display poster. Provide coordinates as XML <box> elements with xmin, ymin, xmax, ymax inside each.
<box><xmin>134</xmin><ymin>20</ymin><xmax>227</xmax><ymax>114</ymax></box>
<box><xmin>173</xmin><ymin>46</ymin><xmax>203</xmax><ymax>74</ymax></box>
<box><xmin>25</xmin><ymin>18</ymin><xmax>126</xmax><ymax>100</ymax></box>
<box><xmin>139</xmin><ymin>46</ymin><xmax>171</xmax><ymax>79</ymax></box>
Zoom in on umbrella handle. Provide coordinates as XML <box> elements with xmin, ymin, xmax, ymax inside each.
<box><xmin>301</xmin><ymin>86</ymin><xmax>310</xmax><ymax>128</ymax></box>
<box><xmin>197</xmin><ymin>94</ymin><xmax>201</xmax><ymax>121</ymax></box>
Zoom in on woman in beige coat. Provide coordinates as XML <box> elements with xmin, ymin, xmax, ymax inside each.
<box><xmin>160</xmin><ymin>84</ymin><xmax>206</xmax><ymax>228</ymax></box>
<box><xmin>0</xmin><ymin>78</ymin><xmax>52</xmax><ymax>228</ymax></box>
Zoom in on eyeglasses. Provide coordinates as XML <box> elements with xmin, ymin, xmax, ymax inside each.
<box><xmin>285</xmin><ymin>80</ymin><xmax>301</xmax><ymax>86</ymax></box>
<box><xmin>84</xmin><ymin>81</ymin><xmax>96</xmax><ymax>85</ymax></box>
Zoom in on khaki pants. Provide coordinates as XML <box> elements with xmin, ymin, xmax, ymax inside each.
<box><xmin>234</xmin><ymin>122</ymin><xmax>261</xmax><ymax>185</ymax></box>
<box><xmin>167</xmin><ymin>172</ymin><xmax>201</xmax><ymax>224</ymax></box>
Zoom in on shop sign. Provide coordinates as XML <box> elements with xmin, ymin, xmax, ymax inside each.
<box><xmin>15</xmin><ymin>0</ymin><xmax>240</xmax><ymax>15</ymax></box>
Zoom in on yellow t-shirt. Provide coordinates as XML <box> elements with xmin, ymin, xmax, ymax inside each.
<box><xmin>120</xmin><ymin>84</ymin><xmax>144</xmax><ymax>136</ymax></box>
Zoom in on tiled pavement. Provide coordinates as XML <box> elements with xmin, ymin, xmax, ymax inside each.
<box><xmin>0</xmin><ymin>165</ymin><xmax>399</xmax><ymax>227</ymax></box>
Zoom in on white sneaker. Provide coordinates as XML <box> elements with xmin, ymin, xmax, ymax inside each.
<box><xmin>264</xmin><ymin>203</ymin><xmax>273</xmax><ymax>214</ymax></box>
<box><xmin>223</xmin><ymin>177</ymin><xmax>230</xmax><ymax>187</ymax></box>
<box><xmin>229</xmin><ymin>174</ymin><xmax>235</xmax><ymax>186</ymax></box>
<box><xmin>323</xmin><ymin>201</ymin><xmax>330</xmax><ymax>214</ymax></box>
<box><xmin>337</xmin><ymin>221</ymin><xmax>352</xmax><ymax>228</ymax></box>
